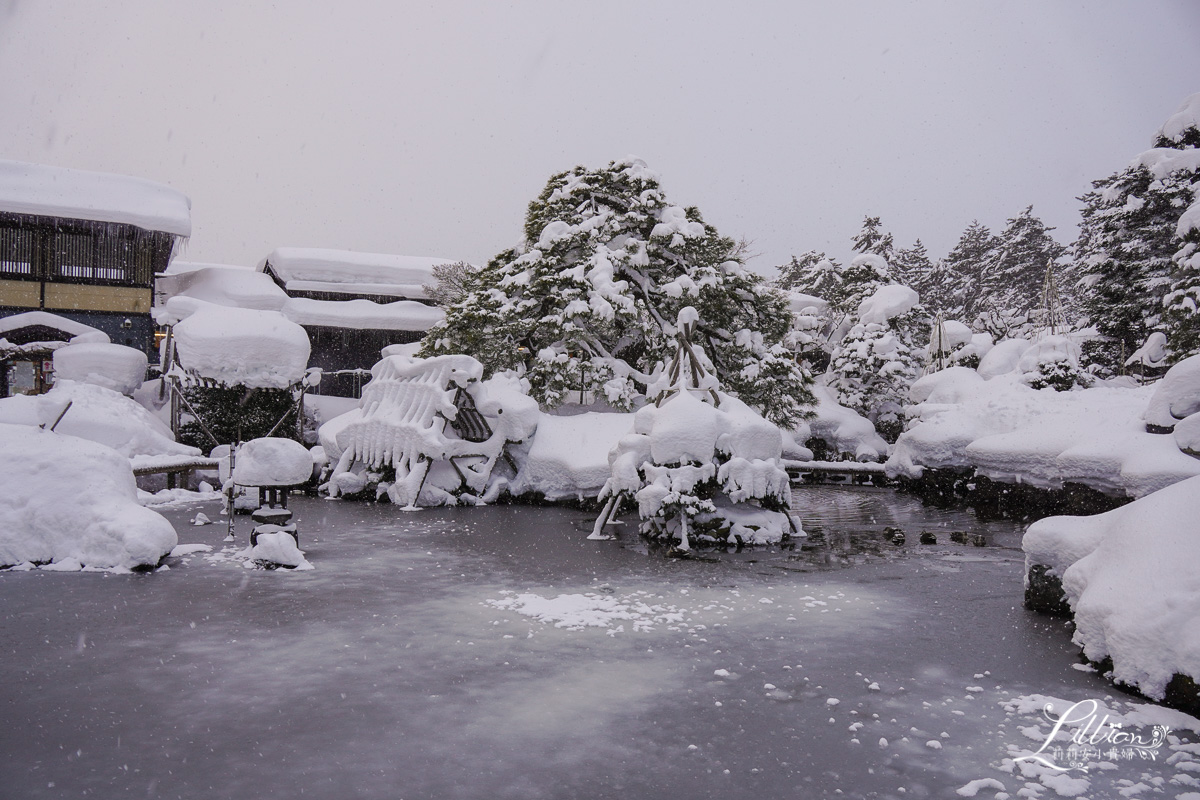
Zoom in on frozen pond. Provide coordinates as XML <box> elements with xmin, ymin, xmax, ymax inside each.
<box><xmin>1</xmin><ymin>486</ymin><xmax>1195</xmax><ymax>799</ymax></box>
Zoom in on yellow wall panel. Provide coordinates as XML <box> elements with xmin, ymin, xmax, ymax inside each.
<box><xmin>43</xmin><ymin>283</ymin><xmax>152</xmax><ymax>314</ymax></box>
<box><xmin>0</xmin><ymin>280</ymin><xmax>41</xmax><ymax>308</ymax></box>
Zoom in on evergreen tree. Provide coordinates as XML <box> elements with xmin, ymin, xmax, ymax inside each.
<box><xmin>1074</xmin><ymin>167</ymin><xmax>1189</xmax><ymax>372</ymax></box>
<box><xmin>975</xmin><ymin>207</ymin><xmax>1066</xmax><ymax>339</ymax></box>
<box><xmin>851</xmin><ymin>216</ymin><xmax>895</xmax><ymax>262</ymax></box>
<box><xmin>1165</xmin><ymin>225</ymin><xmax>1200</xmax><ymax>362</ymax></box>
<box><xmin>422</xmin><ymin>158</ymin><xmax>814</xmax><ymax>426</ymax></box>
<box><xmin>828</xmin><ymin>284</ymin><xmax>925</xmax><ymax>443</ymax></box>
<box><xmin>773</xmin><ymin>250</ymin><xmax>844</xmax><ymax>304</ymax></box>
<box><xmin>939</xmin><ymin>220</ymin><xmax>999</xmax><ymax>322</ymax></box>
<box><xmin>891</xmin><ymin>239</ymin><xmax>934</xmax><ymax>295</ymax></box>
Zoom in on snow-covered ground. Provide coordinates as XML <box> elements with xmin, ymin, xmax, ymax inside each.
<box><xmin>1</xmin><ymin>491</ymin><xmax>1194</xmax><ymax>799</ymax></box>
<box><xmin>888</xmin><ymin>367</ymin><xmax>1200</xmax><ymax>498</ymax></box>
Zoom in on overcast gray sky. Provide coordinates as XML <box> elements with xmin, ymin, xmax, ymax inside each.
<box><xmin>2</xmin><ymin>1</ymin><xmax>1198</xmax><ymax>276</ymax></box>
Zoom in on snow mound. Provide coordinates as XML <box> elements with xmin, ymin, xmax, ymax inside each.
<box><xmin>510</xmin><ymin>411</ymin><xmax>634</xmax><ymax>501</ymax></box>
<box><xmin>797</xmin><ymin>385</ymin><xmax>888</xmax><ymax>461</ymax></box>
<box><xmin>1143</xmin><ymin>353</ymin><xmax>1200</xmax><ymax>430</ymax></box>
<box><xmin>0</xmin><ymin>424</ymin><xmax>177</xmax><ymax>569</ymax></box>
<box><xmin>52</xmin><ymin>342</ymin><xmax>147</xmax><ymax>396</ymax></box>
<box><xmin>249</xmin><ymin>531</ymin><xmax>311</xmax><ymax>569</ymax></box>
<box><xmin>976</xmin><ymin>338</ymin><xmax>1031</xmax><ymax>379</ymax></box>
<box><xmin>857</xmin><ymin>284</ymin><xmax>919</xmax><ymax>325</ymax></box>
<box><xmin>1023</xmin><ymin>476</ymin><xmax>1200</xmax><ymax>699</ymax></box>
<box><xmin>1176</xmin><ymin>413</ymin><xmax>1200</xmax><ymax>456</ymax></box>
<box><xmin>0</xmin><ymin>381</ymin><xmax>196</xmax><ymax>459</ymax></box>
<box><xmin>232</xmin><ymin>437</ymin><xmax>313</xmax><ymax>487</ymax></box>
<box><xmin>171</xmin><ymin>300</ymin><xmax>310</xmax><ymax>389</ymax></box>
<box><xmin>0</xmin><ymin>158</ymin><xmax>191</xmax><ymax>236</ymax></box>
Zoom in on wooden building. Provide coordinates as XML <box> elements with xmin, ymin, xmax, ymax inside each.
<box><xmin>0</xmin><ymin>160</ymin><xmax>191</xmax><ymax>359</ymax></box>
<box><xmin>256</xmin><ymin>248</ymin><xmax>449</xmax><ymax>397</ymax></box>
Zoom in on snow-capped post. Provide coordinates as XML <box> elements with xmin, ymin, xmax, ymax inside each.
<box><xmin>593</xmin><ymin>307</ymin><xmax>800</xmax><ymax>553</ymax></box>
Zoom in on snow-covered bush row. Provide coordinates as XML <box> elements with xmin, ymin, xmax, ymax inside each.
<box><xmin>888</xmin><ymin>368</ymin><xmax>1200</xmax><ymax>498</ymax></box>
<box><xmin>321</xmin><ymin>354</ymin><xmax>538</xmax><ymax>506</ymax></box>
<box><xmin>0</xmin><ymin>424</ymin><xmax>177</xmax><ymax>570</ymax></box>
<box><xmin>0</xmin><ymin>380</ymin><xmax>197</xmax><ymax>460</ymax></box>
<box><xmin>1023</xmin><ymin>475</ymin><xmax>1200</xmax><ymax>702</ymax></box>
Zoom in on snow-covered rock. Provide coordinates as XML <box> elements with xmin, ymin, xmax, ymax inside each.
<box><xmin>1143</xmin><ymin>353</ymin><xmax>1200</xmax><ymax>431</ymax></box>
<box><xmin>1023</xmin><ymin>476</ymin><xmax>1200</xmax><ymax>700</ymax></box>
<box><xmin>1175</xmin><ymin>413</ymin><xmax>1200</xmax><ymax>456</ymax></box>
<box><xmin>248</xmin><ymin>531</ymin><xmax>312</xmax><ymax>569</ymax></box>
<box><xmin>170</xmin><ymin>300</ymin><xmax>310</xmax><ymax>389</ymax></box>
<box><xmin>52</xmin><ymin>342</ymin><xmax>147</xmax><ymax>396</ymax></box>
<box><xmin>0</xmin><ymin>424</ymin><xmax>177</xmax><ymax>569</ymax></box>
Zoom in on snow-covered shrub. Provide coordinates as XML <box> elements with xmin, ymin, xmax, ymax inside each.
<box><xmin>0</xmin><ymin>424</ymin><xmax>177</xmax><ymax>570</ymax></box>
<box><xmin>1018</xmin><ymin>335</ymin><xmax>1091</xmax><ymax>391</ymax></box>
<box><xmin>324</xmin><ymin>353</ymin><xmax>538</xmax><ymax>507</ymax></box>
<box><xmin>423</xmin><ymin>157</ymin><xmax>813</xmax><ymax>426</ymax></box>
<box><xmin>795</xmin><ymin>385</ymin><xmax>888</xmax><ymax>462</ymax></box>
<box><xmin>976</xmin><ymin>337</ymin><xmax>1032</xmax><ymax>379</ymax></box>
<box><xmin>596</xmin><ymin>309</ymin><xmax>799</xmax><ymax>548</ymax></box>
<box><xmin>828</xmin><ymin>282</ymin><xmax>925</xmax><ymax>441</ymax></box>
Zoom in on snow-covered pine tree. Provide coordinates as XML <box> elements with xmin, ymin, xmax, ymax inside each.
<box><xmin>939</xmin><ymin>220</ymin><xmax>999</xmax><ymax>322</ymax></box>
<box><xmin>422</xmin><ymin>158</ymin><xmax>814</xmax><ymax>426</ymax></box>
<box><xmin>1165</xmin><ymin>228</ymin><xmax>1200</xmax><ymax>362</ymax></box>
<box><xmin>773</xmin><ymin>250</ymin><xmax>844</xmax><ymax>305</ymax></box>
<box><xmin>851</xmin><ymin>215</ymin><xmax>895</xmax><ymax>262</ymax></box>
<box><xmin>890</xmin><ymin>239</ymin><xmax>934</xmax><ymax>291</ymax></box>
<box><xmin>974</xmin><ymin>207</ymin><xmax>1066</xmax><ymax>339</ymax></box>
<box><xmin>833</xmin><ymin>253</ymin><xmax>892</xmax><ymax>316</ymax></box>
<box><xmin>828</xmin><ymin>281</ymin><xmax>926</xmax><ymax>442</ymax></box>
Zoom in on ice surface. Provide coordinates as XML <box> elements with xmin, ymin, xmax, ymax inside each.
<box><xmin>52</xmin><ymin>342</ymin><xmax>147</xmax><ymax>396</ymax></box>
<box><xmin>0</xmin><ymin>158</ymin><xmax>191</xmax><ymax>236</ymax></box>
<box><xmin>1024</xmin><ymin>476</ymin><xmax>1200</xmax><ymax>699</ymax></box>
<box><xmin>231</xmin><ymin>437</ymin><xmax>314</xmax><ymax>487</ymax></box>
<box><xmin>0</xmin><ymin>423</ymin><xmax>176</xmax><ymax>568</ymax></box>
<box><xmin>170</xmin><ymin>300</ymin><xmax>310</xmax><ymax>389</ymax></box>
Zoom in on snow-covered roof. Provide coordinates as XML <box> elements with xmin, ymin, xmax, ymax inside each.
<box><xmin>0</xmin><ymin>311</ymin><xmax>109</xmax><ymax>341</ymax></box>
<box><xmin>259</xmin><ymin>248</ymin><xmax>455</xmax><ymax>299</ymax></box>
<box><xmin>280</xmin><ymin>297</ymin><xmax>444</xmax><ymax>331</ymax></box>
<box><xmin>0</xmin><ymin>159</ymin><xmax>191</xmax><ymax>237</ymax></box>
<box><xmin>155</xmin><ymin>264</ymin><xmax>288</xmax><ymax>313</ymax></box>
